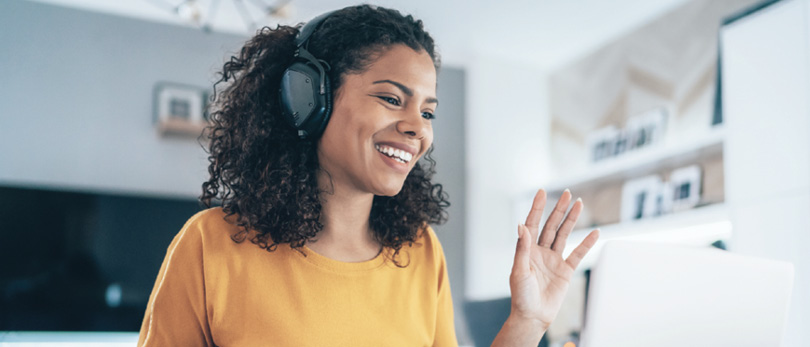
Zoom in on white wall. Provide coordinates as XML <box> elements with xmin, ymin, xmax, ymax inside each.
<box><xmin>722</xmin><ymin>0</ymin><xmax>810</xmax><ymax>345</ymax></box>
<box><xmin>464</xmin><ymin>53</ymin><xmax>552</xmax><ymax>300</ymax></box>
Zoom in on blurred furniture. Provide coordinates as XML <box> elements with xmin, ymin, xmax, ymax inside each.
<box><xmin>464</xmin><ymin>298</ymin><xmax>548</xmax><ymax>347</ymax></box>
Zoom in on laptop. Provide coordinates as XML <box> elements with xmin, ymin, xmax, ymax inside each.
<box><xmin>580</xmin><ymin>240</ymin><xmax>794</xmax><ymax>347</ymax></box>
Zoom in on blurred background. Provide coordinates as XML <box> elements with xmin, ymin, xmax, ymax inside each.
<box><xmin>0</xmin><ymin>0</ymin><xmax>807</xmax><ymax>346</ymax></box>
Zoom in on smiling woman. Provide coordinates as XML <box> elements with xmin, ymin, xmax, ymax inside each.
<box><xmin>138</xmin><ymin>4</ymin><xmax>598</xmax><ymax>347</ymax></box>
<box><xmin>138</xmin><ymin>6</ymin><xmax>454</xmax><ymax>346</ymax></box>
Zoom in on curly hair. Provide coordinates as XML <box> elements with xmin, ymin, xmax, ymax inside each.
<box><xmin>199</xmin><ymin>5</ymin><xmax>449</xmax><ymax>267</ymax></box>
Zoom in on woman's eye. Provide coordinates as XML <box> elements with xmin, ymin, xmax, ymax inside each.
<box><xmin>422</xmin><ymin>111</ymin><xmax>436</xmax><ymax>120</ymax></box>
<box><xmin>378</xmin><ymin>96</ymin><xmax>400</xmax><ymax>106</ymax></box>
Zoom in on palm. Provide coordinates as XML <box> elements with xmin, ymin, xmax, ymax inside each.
<box><xmin>509</xmin><ymin>189</ymin><xmax>599</xmax><ymax>328</ymax></box>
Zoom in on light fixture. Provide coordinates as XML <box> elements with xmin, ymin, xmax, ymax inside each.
<box><xmin>175</xmin><ymin>0</ymin><xmax>202</xmax><ymax>26</ymax></box>
<box><xmin>145</xmin><ymin>0</ymin><xmax>294</xmax><ymax>33</ymax></box>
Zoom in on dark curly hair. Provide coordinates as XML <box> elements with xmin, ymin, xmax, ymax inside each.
<box><xmin>199</xmin><ymin>5</ymin><xmax>449</xmax><ymax>266</ymax></box>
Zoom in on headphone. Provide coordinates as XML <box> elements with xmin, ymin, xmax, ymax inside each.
<box><xmin>279</xmin><ymin>11</ymin><xmax>337</xmax><ymax>140</ymax></box>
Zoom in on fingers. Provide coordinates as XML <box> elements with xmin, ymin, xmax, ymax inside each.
<box><xmin>565</xmin><ymin>229</ymin><xmax>600</xmax><ymax>269</ymax></box>
<box><xmin>512</xmin><ymin>224</ymin><xmax>531</xmax><ymax>276</ymax></box>
<box><xmin>551</xmin><ymin>198</ymin><xmax>583</xmax><ymax>254</ymax></box>
<box><xmin>524</xmin><ymin>189</ymin><xmax>547</xmax><ymax>244</ymax></box>
<box><xmin>538</xmin><ymin>189</ymin><xmax>572</xmax><ymax>247</ymax></box>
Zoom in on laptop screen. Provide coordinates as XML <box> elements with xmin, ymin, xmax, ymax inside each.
<box><xmin>580</xmin><ymin>241</ymin><xmax>793</xmax><ymax>347</ymax></box>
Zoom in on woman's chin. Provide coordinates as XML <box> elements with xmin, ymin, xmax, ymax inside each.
<box><xmin>372</xmin><ymin>180</ymin><xmax>406</xmax><ymax>197</ymax></box>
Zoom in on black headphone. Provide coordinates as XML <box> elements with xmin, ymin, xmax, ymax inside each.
<box><xmin>278</xmin><ymin>11</ymin><xmax>337</xmax><ymax>140</ymax></box>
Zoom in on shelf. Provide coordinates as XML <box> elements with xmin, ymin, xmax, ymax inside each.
<box><xmin>562</xmin><ymin>203</ymin><xmax>732</xmax><ymax>272</ymax></box>
<box><xmin>543</xmin><ymin>125</ymin><xmax>726</xmax><ymax>194</ymax></box>
<box><xmin>156</xmin><ymin>118</ymin><xmax>208</xmax><ymax>137</ymax></box>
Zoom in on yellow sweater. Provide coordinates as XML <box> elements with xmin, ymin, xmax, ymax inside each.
<box><xmin>138</xmin><ymin>207</ymin><xmax>457</xmax><ymax>346</ymax></box>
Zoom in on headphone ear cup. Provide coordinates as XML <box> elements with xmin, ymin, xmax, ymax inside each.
<box><xmin>279</xmin><ymin>61</ymin><xmax>332</xmax><ymax>139</ymax></box>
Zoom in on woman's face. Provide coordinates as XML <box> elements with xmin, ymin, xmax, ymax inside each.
<box><xmin>317</xmin><ymin>44</ymin><xmax>437</xmax><ymax>197</ymax></box>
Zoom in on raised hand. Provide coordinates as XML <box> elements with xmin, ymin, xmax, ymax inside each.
<box><xmin>493</xmin><ymin>189</ymin><xmax>599</xmax><ymax>346</ymax></box>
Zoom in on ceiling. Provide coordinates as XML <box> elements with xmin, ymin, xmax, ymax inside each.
<box><xmin>27</xmin><ymin>0</ymin><xmax>691</xmax><ymax>70</ymax></box>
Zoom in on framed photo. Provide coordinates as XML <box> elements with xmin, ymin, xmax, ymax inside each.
<box><xmin>587</xmin><ymin>125</ymin><xmax>619</xmax><ymax>163</ymax></box>
<box><xmin>655</xmin><ymin>181</ymin><xmax>674</xmax><ymax>216</ymax></box>
<box><xmin>613</xmin><ymin>129</ymin><xmax>630</xmax><ymax>157</ymax></box>
<box><xmin>153</xmin><ymin>82</ymin><xmax>209</xmax><ymax>137</ymax></box>
<box><xmin>587</xmin><ymin>107</ymin><xmax>669</xmax><ymax>164</ymax></box>
<box><xmin>669</xmin><ymin>165</ymin><xmax>702</xmax><ymax>212</ymax></box>
<box><xmin>620</xmin><ymin>175</ymin><xmax>664</xmax><ymax>222</ymax></box>
<box><xmin>626</xmin><ymin>107</ymin><xmax>668</xmax><ymax>150</ymax></box>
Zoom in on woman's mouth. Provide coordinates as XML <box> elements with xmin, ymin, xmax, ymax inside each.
<box><xmin>375</xmin><ymin>144</ymin><xmax>413</xmax><ymax>164</ymax></box>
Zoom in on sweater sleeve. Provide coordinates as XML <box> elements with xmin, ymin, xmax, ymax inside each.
<box><xmin>137</xmin><ymin>212</ymin><xmax>214</xmax><ymax>347</ymax></box>
<box><xmin>430</xmin><ymin>227</ymin><xmax>459</xmax><ymax>347</ymax></box>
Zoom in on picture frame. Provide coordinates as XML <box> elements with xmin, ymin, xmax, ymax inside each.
<box><xmin>153</xmin><ymin>82</ymin><xmax>209</xmax><ymax>137</ymax></box>
<box><xmin>625</xmin><ymin>107</ymin><xmax>668</xmax><ymax>150</ymax></box>
<box><xmin>586</xmin><ymin>125</ymin><xmax>619</xmax><ymax>163</ymax></box>
<box><xmin>655</xmin><ymin>181</ymin><xmax>674</xmax><ymax>217</ymax></box>
<box><xmin>586</xmin><ymin>107</ymin><xmax>669</xmax><ymax>164</ymax></box>
<box><xmin>613</xmin><ymin>129</ymin><xmax>630</xmax><ymax>157</ymax></box>
<box><xmin>668</xmin><ymin>165</ymin><xmax>702</xmax><ymax>212</ymax></box>
<box><xmin>620</xmin><ymin>175</ymin><xmax>663</xmax><ymax>222</ymax></box>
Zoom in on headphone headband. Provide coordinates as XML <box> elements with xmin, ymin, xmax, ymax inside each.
<box><xmin>295</xmin><ymin>10</ymin><xmax>337</xmax><ymax>48</ymax></box>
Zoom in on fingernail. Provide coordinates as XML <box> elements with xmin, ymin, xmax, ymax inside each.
<box><xmin>564</xmin><ymin>188</ymin><xmax>570</xmax><ymax>194</ymax></box>
<box><xmin>576</xmin><ymin>197</ymin><xmax>582</xmax><ymax>203</ymax></box>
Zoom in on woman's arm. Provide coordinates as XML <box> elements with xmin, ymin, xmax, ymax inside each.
<box><xmin>491</xmin><ymin>314</ymin><xmax>546</xmax><ymax>347</ymax></box>
<box><xmin>492</xmin><ymin>189</ymin><xmax>599</xmax><ymax>347</ymax></box>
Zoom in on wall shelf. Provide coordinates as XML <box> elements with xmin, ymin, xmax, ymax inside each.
<box><xmin>543</xmin><ymin>125</ymin><xmax>726</xmax><ymax>194</ymax></box>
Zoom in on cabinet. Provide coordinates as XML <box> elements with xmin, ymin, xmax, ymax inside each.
<box><xmin>721</xmin><ymin>0</ymin><xmax>809</xmax><ymax>345</ymax></box>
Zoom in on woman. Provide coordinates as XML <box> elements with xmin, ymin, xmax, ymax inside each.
<box><xmin>138</xmin><ymin>5</ymin><xmax>599</xmax><ymax>346</ymax></box>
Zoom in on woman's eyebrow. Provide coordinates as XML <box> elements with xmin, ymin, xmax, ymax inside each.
<box><xmin>373</xmin><ymin>79</ymin><xmax>439</xmax><ymax>105</ymax></box>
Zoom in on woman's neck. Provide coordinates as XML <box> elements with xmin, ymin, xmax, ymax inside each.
<box><xmin>309</xmin><ymin>171</ymin><xmax>381</xmax><ymax>262</ymax></box>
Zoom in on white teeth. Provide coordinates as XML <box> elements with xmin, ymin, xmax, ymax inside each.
<box><xmin>375</xmin><ymin>144</ymin><xmax>412</xmax><ymax>163</ymax></box>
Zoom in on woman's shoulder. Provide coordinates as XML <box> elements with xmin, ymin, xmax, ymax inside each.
<box><xmin>416</xmin><ymin>224</ymin><xmax>439</xmax><ymax>247</ymax></box>
<box><xmin>174</xmin><ymin>207</ymin><xmax>244</xmax><ymax>245</ymax></box>
<box><xmin>188</xmin><ymin>206</ymin><xmax>237</xmax><ymax>227</ymax></box>
<box><xmin>404</xmin><ymin>224</ymin><xmax>447</xmax><ymax>265</ymax></box>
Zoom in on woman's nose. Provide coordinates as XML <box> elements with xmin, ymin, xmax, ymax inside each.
<box><xmin>396</xmin><ymin>108</ymin><xmax>425</xmax><ymax>138</ymax></box>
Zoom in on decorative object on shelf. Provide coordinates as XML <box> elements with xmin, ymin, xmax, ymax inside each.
<box><xmin>586</xmin><ymin>125</ymin><xmax>619</xmax><ymax>162</ymax></box>
<box><xmin>586</xmin><ymin>107</ymin><xmax>668</xmax><ymax>163</ymax></box>
<box><xmin>620</xmin><ymin>175</ymin><xmax>664</xmax><ymax>222</ymax></box>
<box><xmin>626</xmin><ymin>107</ymin><xmax>668</xmax><ymax>150</ymax></box>
<box><xmin>619</xmin><ymin>164</ymin><xmax>705</xmax><ymax>222</ymax></box>
<box><xmin>153</xmin><ymin>82</ymin><xmax>209</xmax><ymax>137</ymax></box>
<box><xmin>656</xmin><ymin>181</ymin><xmax>674</xmax><ymax>217</ymax></box>
<box><xmin>668</xmin><ymin>165</ymin><xmax>703</xmax><ymax>212</ymax></box>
